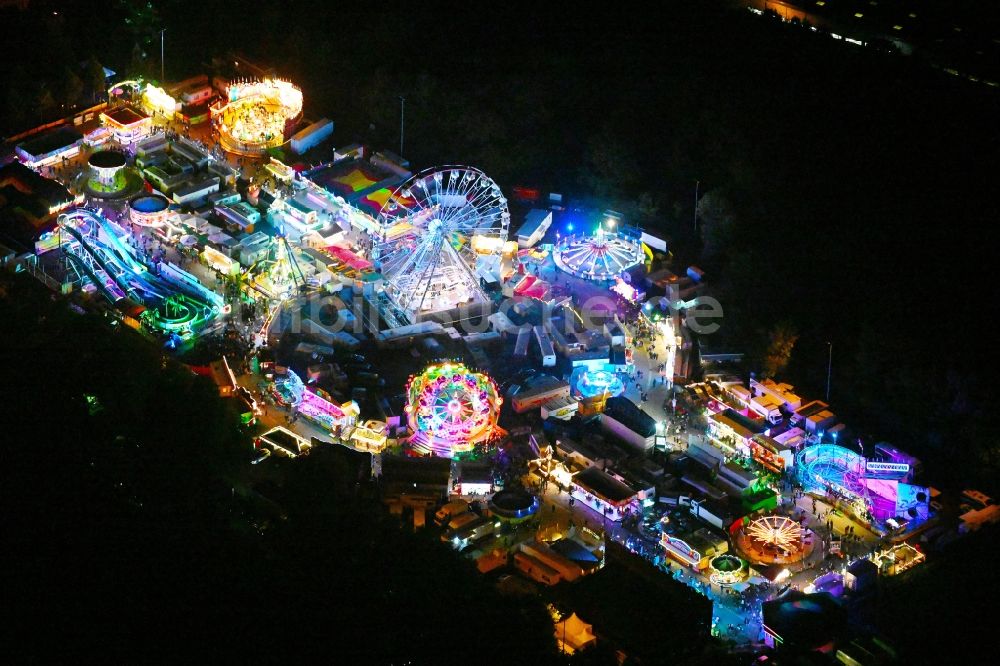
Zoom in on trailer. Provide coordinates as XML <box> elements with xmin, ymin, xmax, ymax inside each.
<box><xmin>291</xmin><ymin>118</ymin><xmax>334</xmax><ymax>154</ymax></box>
<box><xmin>516</xmin><ymin>209</ymin><xmax>553</xmax><ymax>248</ymax></box>
<box><xmin>514</xmin><ymin>326</ymin><xmax>531</xmax><ymax>357</ymax></box>
<box><xmin>534</xmin><ymin>324</ymin><xmax>556</xmax><ymax>367</ymax></box>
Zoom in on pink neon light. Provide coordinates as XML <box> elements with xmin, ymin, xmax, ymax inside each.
<box><xmin>300</xmin><ymin>389</ymin><xmax>347</xmax><ymax>420</ymax></box>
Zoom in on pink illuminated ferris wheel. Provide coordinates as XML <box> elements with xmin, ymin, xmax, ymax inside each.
<box><xmin>405</xmin><ymin>362</ymin><xmax>502</xmax><ymax>456</ymax></box>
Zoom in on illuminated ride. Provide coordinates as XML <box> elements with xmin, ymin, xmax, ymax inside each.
<box><xmin>571</xmin><ymin>366</ymin><xmax>625</xmax><ymax>400</ymax></box>
<box><xmin>84</xmin><ymin>149</ymin><xmax>142</xmax><ymax>200</ymax></box>
<box><xmin>88</xmin><ymin>150</ymin><xmax>126</xmax><ymax>189</ymax></box>
<box><xmin>246</xmin><ymin>227</ymin><xmax>307</xmax><ymax>300</ymax></box>
<box><xmin>373</xmin><ymin>166</ymin><xmax>510</xmax><ymax>324</ymax></box>
<box><xmin>871</xmin><ymin>543</ymin><xmax>925</xmax><ymax>576</ymax></box>
<box><xmin>489</xmin><ymin>489</ymin><xmax>540</xmax><ymax>524</ymax></box>
<box><xmin>212</xmin><ymin>79</ymin><xmax>303</xmax><ymax>156</ymax></box>
<box><xmin>405</xmin><ymin>362</ymin><xmax>502</xmax><ymax>457</ymax></box>
<box><xmin>735</xmin><ymin>514</ymin><xmax>814</xmax><ymax>565</ymax></box>
<box><xmin>796</xmin><ymin>444</ymin><xmax>873</xmax><ymax>522</ymax></box>
<box><xmin>107</xmin><ymin>79</ymin><xmax>144</xmax><ymax>104</ymax></box>
<box><xmin>107</xmin><ymin>79</ymin><xmax>176</xmax><ymax>119</ymax></box>
<box><xmin>141</xmin><ymin>84</ymin><xmax>177</xmax><ymax>118</ymax></box>
<box><xmin>708</xmin><ymin>554</ymin><xmax>747</xmax><ymax>586</ymax></box>
<box><xmin>128</xmin><ymin>194</ymin><xmax>172</xmax><ymax>228</ymax></box>
<box><xmin>58</xmin><ymin>208</ymin><xmax>224</xmax><ymax>339</ymax></box>
<box><xmin>271</xmin><ymin>369</ymin><xmax>359</xmax><ymax>434</ymax></box>
<box><xmin>553</xmin><ymin>226</ymin><xmax>643</xmax><ymax>281</ymax></box>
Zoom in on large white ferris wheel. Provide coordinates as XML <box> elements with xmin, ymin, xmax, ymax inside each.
<box><xmin>373</xmin><ymin>166</ymin><xmax>509</xmax><ymax>322</ymax></box>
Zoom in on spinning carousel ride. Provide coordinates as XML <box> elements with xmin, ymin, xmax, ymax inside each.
<box><xmin>213</xmin><ymin>79</ymin><xmax>303</xmax><ymax>156</ymax></box>
<box><xmin>709</xmin><ymin>554</ymin><xmax>747</xmax><ymax>586</ymax></box>
<box><xmin>405</xmin><ymin>362</ymin><xmax>502</xmax><ymax>458</ymax></box>
<box><xmin>553</xmin><ymin>226</ymin><xmax>643</xmax><ymax>281</ymax></box>
<box><xmin>571</xmin><ymin>367</ymin><xmax>626</xmax><ymax>400</ymax></box>
<box><xmin>735</xmin><ymin>515</ymin><xmax>815</xmax><ymax>565</ymax></box>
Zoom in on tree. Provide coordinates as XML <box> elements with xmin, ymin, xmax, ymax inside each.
<box><xmin>697</xmin><ymin>189</ymin><xmax>737</xmax><ymax>261</ymax></box>
<box><xmin>130</xmin><ymin>42</ymin><xmax>148</xmax><ymax>78</ymax></box>
<box><xmin>763</xmin><ymin>322</ymin><xmax>798</xmax><ymax>379</ymax></box>
<box><xmin>85</xmin><ymin>56</ymin><xmax>107</xmax><ymax>103</ymax></box>
<box><xmin>581</xmin><ymin>128</ymin><xmax>641</xmax><ymax>198</ymax></box>
<box><xmin>62</xmin><ymin>68</ymin><xmax>85</xmax><ymax>110</ymax></box>
<box><xmin>119</xmin><ymin>0</ymin><xmax>160</xmax><ymax>49</ymax></box>
<box><xmin>35</xmin><ymin>85</ymin><xmax>57</xmax><ymax>123</ymax></box>
<box><xmin>4</xmin><ymin>65</ymin><xmax>33</xmax><ymax>130</ymax></box>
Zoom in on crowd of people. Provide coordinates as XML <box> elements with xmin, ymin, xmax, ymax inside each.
<box><xmin>220</xmin><ymin>101</ymin><xmax>284</xmax><ymax>151</ymax></box>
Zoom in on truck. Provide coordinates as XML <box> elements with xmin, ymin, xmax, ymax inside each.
<box><xmin>442</xmin><ymin>516</ymin><xmax>497</xmax><ymax>548</ymax></box>
<box><xmin>534</xmin><ymin>325</ymin><xmax>556</xmax><ymax>367</ymax></box>
<box><xmin>446</xmin><ymin>510</ymin><xmax>479</xmax><ymax>532</ymax></box>
<box><xmin>959</xmin><ymin>490</ymin><xmax>1000</xmax><ymax>533</ymax></box>
<box><xmin>434</xmin><ymin>499</ymin><xmax>469</xmax><ymax>526</ymax></box>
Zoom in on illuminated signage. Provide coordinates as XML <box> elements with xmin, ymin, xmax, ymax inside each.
<box><xmin>865</xmin><ymin>461</ymin><xmax>910</xmax><ymax>474</ymax></box>
<box><xmin>202</xmin><ymin>246</ymin><xmax>236</xmax><ymax>274</ymax></box>
<box><xmin>662</xmin><ymin>534</ymin><xmax>700</xmax><ymax>566</ymax></box>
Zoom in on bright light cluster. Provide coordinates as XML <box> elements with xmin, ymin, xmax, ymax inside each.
<box><xmin>405</xmin><ymin>362</ymin><xmax>501</xmax><ymax>453</ymax></box>
<box><xmin>271</xmin><ymin>369</ymin><xmax>359</xmax><ymax>433</ymax></box>
<box><xmin>375</xmin><ymin>166</ymin><xmax>510</xmax><ymax>322</ymax></box>
<box><xmin>215</xmin><ymin>78</ymin><xmax>303</xmax><ymax>155</ymax></box>
<box><xmin>745</xmin><ymin>515</ymin><xmax>803</xmax><ymax>552</ymax></box>
<box><xmin>708</xmin><ymin>553</ymin><xmax>746</xmax><ymax>586</ymax></box>
<box><xmin>553</xmin><ymin>226</ymin><xmax>644</xmax><ymax>281</ymax></box>
<box><xmin>142</xmin><ymin>84</ymin><xmax>176</xmax><ymax>117</ymax></box>
<box><xmin>573</xmin><ymin>367</ymin><xmax>625</xmax><ymax>400</ymax></box>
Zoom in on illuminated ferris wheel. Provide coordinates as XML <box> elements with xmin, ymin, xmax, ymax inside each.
<box><xmin>374</xmin><ymin>166</ymin><xmax>510</xmax><ymax>321</ymax></box>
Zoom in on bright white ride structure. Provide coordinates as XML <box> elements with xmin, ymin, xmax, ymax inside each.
<box><xmin>373</xmin><ymin>166</ymin><xmax>509</xmax><ymax>323</ymax></box>
<box><xmin>553</xmin><ymin>226</ymin><xmax>644</xmax><ymax>281</ymax></box>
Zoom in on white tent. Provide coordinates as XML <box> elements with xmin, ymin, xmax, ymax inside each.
<box><xmin>555</xmin><ymin>613</ymin><xmax>597</xmax><ymax>654</ymax></box>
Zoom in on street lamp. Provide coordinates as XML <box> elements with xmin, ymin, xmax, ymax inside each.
<box><xmin>825</xmin><ymin>341</ymin><xmax>833</xmax><ymax>403</ymax></box>
<box><xmin>159</xmin><ymin>29</ymin><xmax>166</xmax><ymax>82</ymax></box>
<box><xmin>399</xmin><ymin>95</ymin><xmax>405</xmax><ymax>156</ymax></box>
<box><xmin>694</xmin><ymin>179</ymin><xmax>700</xmax><ymax>232</ymax></box>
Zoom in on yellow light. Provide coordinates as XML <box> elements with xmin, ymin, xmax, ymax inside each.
<box><xmin>143</xmin><ymin>84</ymin><xmax>176</xmax><ymax>116</ymax></box>
<box><xmin>471</xmin><ymin>234</ymin><xmax>504</xmax><ymax>254</ymax></box>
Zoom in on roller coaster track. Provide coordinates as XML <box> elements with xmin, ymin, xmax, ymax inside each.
<box><xmin>63</xmin><ymin>252</ymin><xmax>127</xmax><ymax>303</ymax></box>
<box><xmin>60</xmin><ymin>221</ymin><xmax>164</xmax><ymax>306</ymax></box>
<box><xmin>58</xmin><ymin>209</ymin><xmax>221</xmax><ymax>335</ymax></box>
